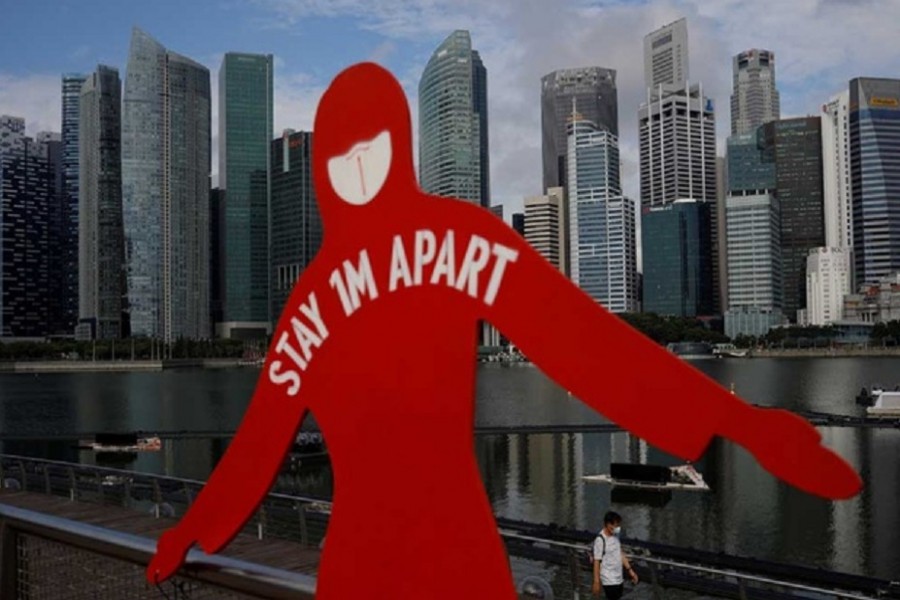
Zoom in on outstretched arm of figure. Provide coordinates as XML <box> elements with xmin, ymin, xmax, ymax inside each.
<box><xmin>147</xmin><ymin>270</ymin><xmax>332</xmax><ymax>584</ymax></box>
<box><xmin>480</xmin><ymin>225</ymin><xmax>861</xmax><ymax>500</ymax></box>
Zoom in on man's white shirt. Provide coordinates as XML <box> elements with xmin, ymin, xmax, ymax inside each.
<box><xmin>592</xmin><ymin>531</ymin><xmax>623</xmax><ymax>585</ymax></box>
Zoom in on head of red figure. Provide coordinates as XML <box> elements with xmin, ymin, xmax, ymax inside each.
<box><xmin>313</xmin><ymin>62</ymin><xmax>416</xmax><ymax>242</ymax></box>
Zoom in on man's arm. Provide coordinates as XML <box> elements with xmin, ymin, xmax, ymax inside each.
<box><xmin>622</xmin><ymin>553</ymin><xmax>638</xmax><ymax>584</ymax></box>
<box><xmin>592</xmin><ymin>559</ymin><xmax>601</xmax><ymax>596</ymax></box>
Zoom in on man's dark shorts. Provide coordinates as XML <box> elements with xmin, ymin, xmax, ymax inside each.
<box><xmin>602</xmin><ymin>583</ymin><xmax>624</xmax><ymax>599</ymax></box>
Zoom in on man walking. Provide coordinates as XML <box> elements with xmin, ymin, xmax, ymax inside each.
<box><xmin>592</xmin><ymin>511</ymin><xmax>638</xmax><ymax>598</ymax></box>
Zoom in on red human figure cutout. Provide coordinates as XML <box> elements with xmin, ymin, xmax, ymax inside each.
<box><xmin>147</xmin><ymin>63</ymin><xmax>862</xmax><ymax>598</ymax></box>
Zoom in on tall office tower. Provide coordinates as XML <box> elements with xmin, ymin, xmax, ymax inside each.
<box><xmin>639</xmin><ymin>83</ymin><xmax>718</xmax><ymax>311</ymax></box>
<box><xmin>77</xmin><ymin>66</ymin><xmax>124</xmax><ymax>340</ymax></box>
<box><xmin>209</xmin><ymin>188</ymin><xmax>225</xmax><ymax>328</ymax></box>
<box><xmin>642</xmin><ymin>200</ymin><xmax>713</xmax><ymax>317</ymax></box>
<box><xmin>806</xmin><ymin>247</ymin><xmax>851</xmax><ymax>326</ymax></box>
<box><xmin>36</xmin><ymin>131</ymin><xmax>65</xmax><ymax>336</ymax></box>
<box><xmin>61</xmin><ymin>74</ymin><xmax>87</xmax><ymax>335</ymax></box>
<box><xmin>490</xmin><ymin>205</ymin><xmax>503</xmax><ymax>220</ymax></box>
<box><xmin>270</xmin><ymin>130</ymin><xmax>321</xmax><ymax>320</ymax></box>
<box><xmin>524</xmin><ymin>187</ymin><xmax>566</xmax><ymax>273</ymax></box>
<box><xmin>731</xmin><ymin>49</ymin><xmax>780</xmax><ymax>135</ymax></box>
<box><xmin>218</xmin><ymin>53</ymin><xmax>274</xmax><ymax>339</ymax></box>
<box><xmin>122</xmin><ymin>28</ymin><xmax>211</xmax><ymax>341</ymax></box>
<box><xmin>716</xmin><ymin>156</ymin><xmax>728</xmax><ymax>311</ymax></box>
<box><xmin>644</xmin><ymin>18</ymin><xmax>689</xmax><ymax>91</ymax></box>
<box><xmin>850</xmin><ymin>78</ymin><xmax>900</xmax><ymax>286</ymax></box>
<box><xmin>0</xmin><ymin>117</ymin><xmax>51</xmax><ymax>337</ymax></box>
<box><xmin>541</xmin><ymin>67</ymin><xmax>618</xmax><ymax>191</ymax></box>
<box><xmin>821</xmin><ymin>90</ymin><xmax>852</xmax><ymax>252</ymax></box>
<box><xmin>419</xmin><ymin>30</ymin><xmax>489</xmax><ymax>206</ymax></box>
<box><xmin>760</xmin><ymin>117</ymin><xmax>825</xmax><ymax>322</ymax></box>
<box><xmin>567</xmin><ymin>119</ymin><xmax>637</xmax><ymax>313</ymax></box>
<box><xmin>511</xmin><ymin>213</ymin><xmax>525</xmax><ymax>237</ymax></box>
<box><xmin>724</xmin><ymin>131</ymin><xmax>784</xmax><ymax>337</ymax></box>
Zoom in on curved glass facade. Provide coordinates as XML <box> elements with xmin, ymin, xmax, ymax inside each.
<box><xmin>122</xmin><ymin>28</ymin><xmax>210</xmax><ymax>341</ymax></box>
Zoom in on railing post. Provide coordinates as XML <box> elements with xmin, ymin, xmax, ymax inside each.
<box><xmin>738</xmin><ymin>577</ymin><xmax>749</xmax><ymax>600</ymax></box>
<box><xmin>18</xmin><ymin>461</ymin><xmax>26</xmax><ymax>492</ymax></box>
<box><xmin>567</xmin><ymin>548</ymin><xmax>582</xmax><ymax>599</ymax></box>
<box><xmin>257</xmin><ymin>504</ymin><xmax>267</xmax><ymax>540</ymax></box>
<box><xmin>152</xmin><ymin>479</ymin><xmax>162</xmax><ymax>518</ymax></box>
<box><xmin>43</xmin><ymin>465</ymin><xmax>52</xmax><ymax>495</ymax></box>
<box><xmin>0</xmin><ymin>521</ymin><xmax>18</xmax><ymax>599</ymax></box>
<box><xmin>297</xmin><ymin>502</ymin><xmax>309</xmax><ymax>546</ymax></box>
<box><xmin>183</xmin><ymin>482</ymin><xmax>193</xmax><ymax>507</ymax></box>
<box><xmin>68</xmin><ymin>467</ymin><xmax>77</xmax><ymax>502</ymax></box>
<box><xmin>649</xmin><ymin>561</ymin><xmax>663</xmax><ymax>600</ymax></box>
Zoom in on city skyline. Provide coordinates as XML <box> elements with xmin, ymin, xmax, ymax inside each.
<box><xmin>2</xmin><ymin>1</ymin><xmax>898</xmax><ymax>216</ymax></box>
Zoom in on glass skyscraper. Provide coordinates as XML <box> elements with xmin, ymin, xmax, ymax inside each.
<box><xmin>122</xmin><ymin>28</ymin><xmax>211</xmax><ymax>341</ymax></box>
<box><xmin>642</xmin><ymin>200</ymin><xmax>713</xmax><ymax>317</ymax></box>
<box><xmin>218</xmin><ymin>53</ymin><xmax>273</xmax><ymax>339</ymax></box>
<box><xmin>78</xmin><ymin>65</ymin><xmax>124</xmax><ymax>340</ymax></box>
<box><xmin>730</xmin><ymin>49</ymin><xmax>780</xmax><ymax>136</ymax></box>
<box><xmin>541</xmin><ymin>67</ymin><xmax>618</xmax><ymax>191</ymax></box>
<box><xmin>418</xmin><ymin>30</ymin><xmax>489</xmax><ymax>206</ymax></box>
<box><xmin>850</xmin><ymin>77</ymin><xmax>900</xmax><ymax>285</ymax></box>
<box><xmin>567</xmin><ymin>119</ymin><xmax>637</xmax><ymax>313</ymax></box>
<box><xmin>61</xmin><ymin>73</ymin><xmax>87</xmax><ymax>335</ymax></box>
<box><xmin>270</xmin><ymin>130</ymin><xmax>321</xmax><ymax>321</ymax></box>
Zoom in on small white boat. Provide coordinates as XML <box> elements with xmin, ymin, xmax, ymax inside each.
<box><xmin>867</xmin><ymin>388</ymin><xmax>900</xmax><ymax>418</ymax></box>
<box><xmin>583</xmin><ymin>464</ymin><xmax>710</xmax><ymax>492</ymax></box>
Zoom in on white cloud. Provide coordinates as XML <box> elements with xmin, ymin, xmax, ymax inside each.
<box><xmin>0</xmin><ymin>74</ymin><xmax>61</xmax><ymax>135</ymax></box>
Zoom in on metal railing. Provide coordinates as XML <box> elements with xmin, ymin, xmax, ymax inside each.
<box><xmin>0</xmin><ymin>502</ymin><xmax>316</xmax><ymax>599</ymax></box>
<box><xmin>1</xmin><ymin>454</ymin><xmax>898</xmax><ymax>599</ymax></box>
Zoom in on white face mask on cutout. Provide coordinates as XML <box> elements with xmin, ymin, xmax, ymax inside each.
<box><xmin>327</xmin><ymin>130</ymin><xmax>392</xmax><ymax>206</ymax></box>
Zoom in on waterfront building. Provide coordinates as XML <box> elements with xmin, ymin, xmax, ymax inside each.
<box><xmin>217</xmin><ymin>53</ymin><xmax>274</xmax><ymax>340</ymax></box>
<box><xmin>806</xmin><ymin>247</ymin><xmax>851</xmax><ymax>326</ymax></box>
<box><xmin>418</xmin><ymin>30</ymin><xmax>489</xmax><ymax>206</ymax></box>
<box><xmin>511</xmin><ymin>212</ymin><xmax>525</xmax><ymax>237</ymax></box>
<box><xmin>821</xmin><ymin>90</ymin><xmax>852</xmax><ymax>252</ymax></box>
<box><xmin>122</xmin><ymin>28</ymin><xmax>211</xmax><ymax>341</ymax></box>
<box><xmin>644</xmin><ymin>18</ymin><xmax>689</xmax><ymax>91</ymax></box>
<box><xmin>541</xmin><ymin>67</ymin><xmax>618</xmax><ymax>191</ymax></box>
<box><xmin>524</xmin><ymin>187</ymin><xmax>566</xmax><ymax>273</ymax></box>
<box><xmin>730</xmin><ymin>49</ymin><xmax>780</xmax><ymax>135</ymax></box>
<box><xmin>0</xmin><ymin>117</ymin><xmax>51</xmax><ymax>337</ymax></box>
<box><xmin>78</xmin><ymin>66</ymin><xmax>124</xmax><ymax>340</ymax></box>
<box><xmin>209</xmin><ymin>188</ymin><xmax>225</xmax><ymax>329</ymax></box>
<box><xmin>270</xmin><ymin>130</ymin><xmax>321</xmax><ymax>321</ymax></box>
<box><xmin>567</xmin><ymin>119</ymin><xmax>637</xmax><ymax>313</ymax></box>
<box><xmin>37</xmin><ymin>131</ymin><xmax>65</xmax><ymax>337</ymax></box>
<box><xmin>843</xmin><ymin>272</ymin><xmax>900</xmax><ymax>323</ymax></box>
<box><xmin>61</xmin><ymin>73</ymin><xmax>87</xmax><ymax>335</ymax></box>
<box><xmin>760</xmin><ymin>117</ymin><xmax>825</xmax><ymax>323</ymax></box>
<box><xmin>850</xmin><ymin>78</ymin><xmax>900</xmax><ymax>286</ymax></box>
<box><xmin>642</xmin><ymin>199</ymin><xmax>713</xmax><ymax>317</ymax></box>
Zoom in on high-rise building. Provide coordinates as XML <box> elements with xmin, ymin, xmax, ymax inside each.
<box><xmin>730</xmin><ymin>49</ymin><xmax>780</xmax><ymax>135</ymax></box>
<box><xmin>490</xmin><ymin>204</ymin><xmax>503</xmax><ymax>220</ymax></box>
<box><xmin>644</xmin><ymin>18</ymin><xmax>689</xmax><ymax>91</ymax></box>
<box><xmin>567</xmin><ymin>119</ymin><xmax>637</xmax><ymax>313</ymax></box>
<box><xmin>716</xmin><ymin>156</ymin><xmax>728</xmax><ymax>311</ymax></box>
<box><xmin>806</xmin><ymin>247</ymin><xmax>851</xmax><ymax>326</ymax></box>
<box><xmin>524</xmin><ymin>187</ymin><xmax>566</xmax><ymax>273</ymax></box>
<box><xmin>821</xmin><ymin>90</ymin><xmax>852</xmax><ymax>252</ymax></box>
<box><xmin>37</xmin><ymin>131</ymin><xmax>65</xmax><ymax>336</ymax></box>
<box><xmin>639</xmin><ymin>82</ymin><xmax>719</xmax><ymax>311</ymax></box>
<box><xmin>61</xmin><ymin>74</ymin><xmax>87</xmax><ymax>335</ymax></box>
<box><xmin>77</xmin><ymin>66</ymin><xmax>124</xmax><ymax>340</ymax></box>
<box><xmin>642</xmin><ymin>199</ymin><xmax>713</xmax><ymax>317</ymax></box>
<box><xmin>724</xmin><ymin>131</ymin><xmax>784</xmax><ymax>338</ymax></box>
<box><xmin>540</xmin><ymin>67</ymin><xmax>618</xmax><ymax>191</ymax></box>
<box><xmin>209</xmin><ymin>188</ymin><xmax>225</xmax><ymax>328</ymax></box>
<box><xmin>0</xmin><ymin>117</ymin><xmax>51</xmax><ymax>337</ymax></box>
<box><xmin>850</xmin><ymin>77</ymin><xmax>900</xmax><ymax>286</ymax></box>
<box><xmin>724</xmin><ymin>193</ymin><xmax>783</xmax><ymax>338</ymax></box>
<box><xmin>760</xmin><ymin>117</ymin><xmax>825</xmax><ymax>322</ymax></box>
<box><xmin>270</xmin><ymin>130</ymin><xmax>321</xmax><ymax>321</ymax></box>
<box><xmin>218</xmin><ymin>53</ymin><xmax>274</xmax><ymax>339</ymax></box>
<box><xmin>122</xmin><ymin>28</ymin><xmax>211</xmax><ymax>341</ymax></box>
<box><xmin>419</xmin><ymin>30</ymin><xmax>489</xmax><ymax>206</ymax></box>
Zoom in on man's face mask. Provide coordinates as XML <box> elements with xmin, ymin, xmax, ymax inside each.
<box><xmin>327</xmin><ymin>130</ymin><xmax>392</xmax><ymax>206</ymax></box>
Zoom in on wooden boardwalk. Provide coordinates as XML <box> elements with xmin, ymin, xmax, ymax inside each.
<box><xmin>0</xmin><ymin>488</ymin><xmax>322</xmax><ymax>576</ymax></box>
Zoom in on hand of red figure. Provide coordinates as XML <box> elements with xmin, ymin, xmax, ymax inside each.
<box><xmin>147</xmin><ymin>528</ymin><xmax>195</xmax><ymax>584</ymax></box>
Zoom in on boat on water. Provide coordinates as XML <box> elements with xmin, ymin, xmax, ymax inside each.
<box><xmin>713</xmin><ymin>343</ymin><xmax>748</xmax><ymax>358</ymax></box>
<box><xmin>583</xmin><ymin>462</ymin><xmax>710</xmax><ymax>492</ymax></box>
<box><xmin>859</xmin><ymin>387</ymin><xmax>900</xmax><ymax>417</ymax></box>
<box><xmin>78</xmin><ymin>433</ymin><xmax>161</xmax><ymax>453</ymax></box>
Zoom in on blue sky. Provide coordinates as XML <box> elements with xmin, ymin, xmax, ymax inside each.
<box><xmin>2</xmin><ymin>0</ymin><xmax>899</xmax><ymax>213</ymax></box>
